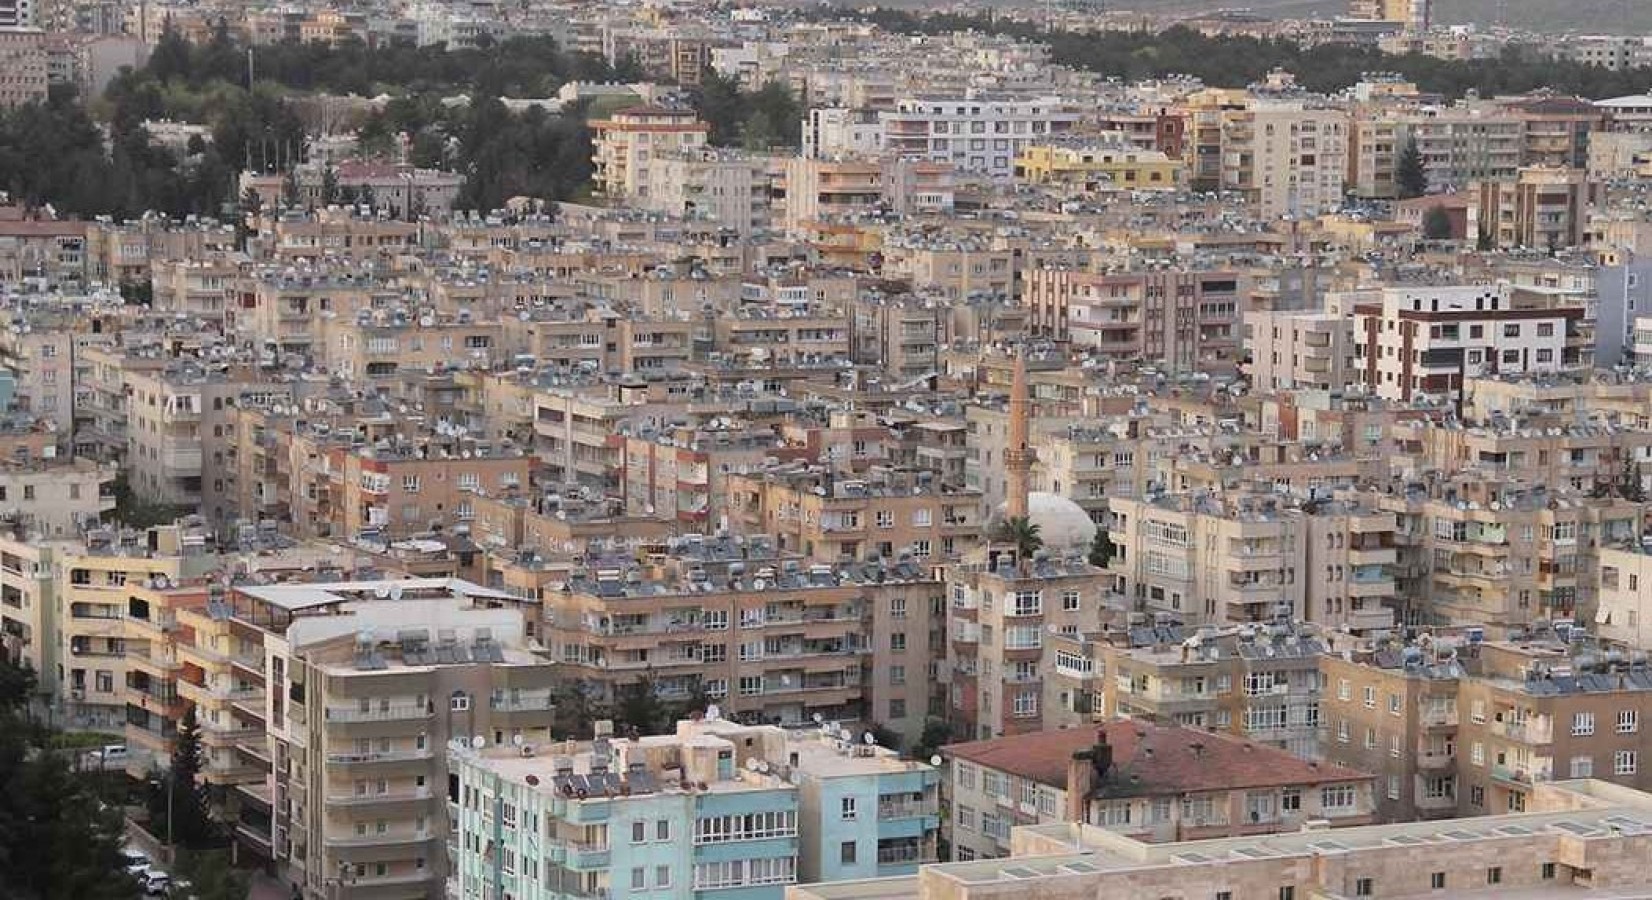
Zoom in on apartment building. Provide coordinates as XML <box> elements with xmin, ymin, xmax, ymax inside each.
<box><xmin>0</xmin><ymin>536</ymin><xmax>59</xmax><ymax>699</ymax></box>
<box><xmin>0</xmin><ymin>322</ymin><xmax>74</xmax><ymax>437</ymax></box>
<box><xmin>1043</xmin><ymin>620</ymin><xmax>1331</xmax><ymax>760</ymax></box>
<box><xmin>802</xmin><ymin>107</ymin><xmax>883</xmax><ymax>159</ymax></box>
<box><xmin>541</xmin><ymin>538</ymin><xmax>932</xmax><ymax>733</ymax></box>
<box><xmin>59</xmin><ymin>522</ymin><xmax>217</xmax><ymax>730</ymax></box>
<box><xmin>1011</xmin><ymin>142</ymin><xmax>1185</xmax><ymax>191</ymax></box>
<box><xmin>1107</xmin><ymin>494</ymin><xmax>1401</xmax><ymax>630</ymax></box>
<box><xmin>942</xmin><ymin>722</ymin><xmax>1376</xmax><ymax>862</ymax></box>
<box><xmin>639</xmin><ymin>148</ymin><xmax>780</xmax><ymax>236</ymax></box>
<box><xmin>449</xmin><ymin>717</ymin><xmax>938</xmax><ymax>900</ymax></box>
<box><xmin>1349</xmin><ymin>0</ymin><xmax>1428</xmax><ymax>27</ymax></box>
<box><xmin>881</xmin><ymin>95</ymin><xmax>1078</xmax><ymax>180</ymax></box>
<box><xmin>1243</xmin><ymin>310</ymin><xmax>1355</xmax><ymax>391</ymax></box>
<box><xmin>1023</xmin><ymin>268</ymin><xmax>1242</xmax><ymax>372</ymax></box>
<box><xmin>947</xmin><ymin>549</ymin><xmax>1105</xmax><ymax>741</ymax></box>
<box><xmin>0</xmin><ymin>28</ymin><xmax>47</xmax><ymax>109</ymax></box>
<box><xmin>793</xmin><ymin>778</ymin><xmax>1652</xmax><ymax>900</ymax></box>
<box><xmin>1476</xmin><ymin>165</ymin><xmax>1594</xmax><ymax>250</ymax></box>
<box><xmin>591</xmin><ymin>106</ymin><xmax>710</xmax><ymax>199</ymax></box>
<box><xmin>1321</xmin><ymin>639</ymin><xmax>1467</xmax><ymax>822</ymax></box>
<box><xmin>724</xmin><ymin>467</ymin><xmax>980</xmax><ymax>564</ymax></box>
<box><xmin>1220</xmin><ymin>104</ymin><xmax>1349</xmax><ymax>219</ymax></box>
<box><xmin>218</xmin><ymin>578</ymin><xmax>556</xmax><ymax>900</ymax></box>
<box><xmin>1375</xmin><ymin>476</ymin><xmax>1641</xmax><ymax>632</ymax></box>
<box><xmin>335</xmin><ymin>437</ymin><xmax>533</xmax><ymax>541</ymax></box>
<box><xmin>621</xmin><ymin>423</ymin><xmax>800</xmax><ymax>529</ymax></box>
<box><xmin>1351</xmin><ymin>284</ymin><xmax>1590</xmax><ymax>402</ymax></box>
<box><xmin>1597</xmin><ymin>546</ymin><xmax>1652</xmax><ymax>649</ymax></box>
<box><xmin>1346</xmin><ymin>112</ymin><xmax>1407</xmax><ymax>199</ymax></box>
<box><xmin>1409</xmin><ymin>107</ymin><xmax>1524</xmax><ymax>191</ymax></box>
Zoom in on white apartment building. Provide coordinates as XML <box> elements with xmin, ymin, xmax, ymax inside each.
<box><xmin>1351</xmin><ymin>285</ymin><xmax>1587</xmax><ymax>402</ymax></box>
<box><xmin>881</xmin><ymin>95</ymin><xmax>1078</xmax><ymax>179</ymax></box>
<box><xmin>803</xmin><ymin>107</ymin><xmax>884</xmax><ymax>160</ymax></box>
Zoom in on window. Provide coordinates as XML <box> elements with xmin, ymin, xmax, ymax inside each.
<box><xmin>1573</xmin><ymin>711</ymin><xmax>1596</xmax><ymax>736</ymax></box>
<box><xmin>1321</xmin><ymin>785</ymin><xmax>1356</xmax><ymax>811</ymax></box>
<box><xmin>1388</xmin><ymin>694</ymin><xmax>1402</xmax><ymax>715</ymax></box>
<box><xmin>1012</xmin><ymin>692</ymin><xmax>1038</xmax><ymax>717</ymax></box>
<box><xmin>1011</xmin><ymin>590</ymin><xmax>1042</xmax><ymax>616</ymax></box>
<box><xmin>402</xmin><ymin>475</ymin><xmax>420</xmax><ymax>492</ymax></box>
<box><xmin>1570</xmin><ymin>755</ymin><xmax>1593</xmax><ymax>778</ymax></box>
<box><xmin>890</xmin><ymin>665</ymin><xmax>906</xmax><ymax>685</ymax></box>
<box><xmin>1279</xmin><ymin>889</ymin><xmax>1295</xmax><ymax>900</ymax></box>
<box><xmin>631</xmin><ymin>868</ymin><xmax>646</xmax><ymax>890</ymax></box>
<box><xmin>956</xmin><ymin>805</ymin><xmax>976</xmax><ymax>831</ymax></box>
<box><xmin>1337</xmin><ymin>679</ymin><xmax>1350</xmax><ymax>701</ymax></box>
<box><xmin>1619</xmin><ymin>710</ymin><xmax>1639</xmax><ymax>734</ymax></box>
<box><xmin>1062</xmin><ymin>590</ymin><xmax>1080</xmax><ymax>611</ymax></box>
<box><xmin>1616</xmin><ymin>750</ymin><xmax>1638</xmax><ymax>776</ymax></box>
<box><xmin>889</xmin><ymin>597</ymin><xmax>907</xmax><ymax>619</ymax></box>
<box><xmin>656</xmin><ymin>819</ymin><xmax>671</xmax><ymax>841</ymax></box>
<box><xmin>656</xmin><ymin>866</ymin><xmax>671</xmax><ymax>889</ymax></box>
<box><xmin>1470</xmin><ymin>785</ymin><xmax>1485</xmax><ymax>807</ymax></box>
<box><xmin>1281</xmin><ymin>788</ymin><xmax>1301</xmax><ymax>812</ymax></box>
<box><xmin>1355</xmin><ymin>878</ymin><xmax>1373</xmax><ymax>897</ymax></box>
<box><xmin>1503</xmin><ymin>323</ymin><xmax>1521</xmax><ymax>338</ymax></box>
<box><xmin>840</xmin><ymin>842</ymin><xmax>857</xmax><ymax>865</ymax></box>
<box><xmin>1431</xmin><ymin>872</ymin><xmax>1446</xmax><ymax>890</ymax></box>
<box><xmin>1542</xmin><ymin>862</ymin><xmax>1556</xmax><ymax>879</ymax></box>
<box><xmin>450</xmin><ymin>692</ymin><xmax>470</xmax><ymax>711</ymax></box>
<box><xmin>632</xmin><ymin>821</ymin><xmax>647</xmax><ymax>843</ymax></box>
<box><xmin>1487</xmin><ymin>867</ymin><xmax>1502</xmax><ymax>885</ymax></box>
<box><xmin>841</xmin><ymin>797</ymin><xmax>857</xmax><ymax>820</ymax></box>
<box><xmin>890</xmin><ymin>633</ymin><xmax>906</xmax><ymax>652</ymax></box>
<box><xmin>1363</xmin><ymin>685</ymin><xmax>1375</xmax><ymax>708</ymax></box>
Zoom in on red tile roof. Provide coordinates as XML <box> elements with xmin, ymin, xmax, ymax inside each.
<box><xmin>944</xmin><ymin>722</ymin><xmax>1371</xmax><ymax>797</ymax></box>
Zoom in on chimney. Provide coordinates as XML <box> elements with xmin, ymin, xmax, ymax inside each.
<box><xmin>1066</xmin><ymin>727</ymin><xmax>1113</xmax><ymax>823</ymax></box>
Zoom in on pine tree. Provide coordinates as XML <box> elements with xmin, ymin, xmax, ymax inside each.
<box><xmin>1423</xmin><ymin>205</ymin><xmax>1454</xmax><ymax>240</ymax></box>
<box><xmin>617</xmin><ymin>673</ymin><xmax>667</xmax><ymax>735</ymax></box>
<box><xmin>1396</xmin><ymin>138</ymin><xmax>1427</xmax><ymax>199</ymax></box>
<box><xmin>148</xmin><ymin>705</ymin><xmax>219</xmax><ymax>849</ymax></box>
<box><xmin>1088</xmin><ymin>529</ymin><xmax>1116</xmax><ymax>568</ymax></box>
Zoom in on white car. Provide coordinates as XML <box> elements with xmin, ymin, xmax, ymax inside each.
<box><xmin>120</xmin><ymin>850</ymin><xmax>151</xmax><ymax>877</ymax></box>
<box><xmin>142</xmin><ymin>870</ymin><xmax>172</xmax><ymax>897</ymax></box>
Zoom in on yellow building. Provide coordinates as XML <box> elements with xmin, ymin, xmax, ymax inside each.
<box><xmin>1013</xmin><ymin>143</ymin><xmax>1185</xmax><ymax>191</ymax></box>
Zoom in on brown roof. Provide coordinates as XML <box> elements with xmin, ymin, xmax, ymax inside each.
<box><xmin>944</xmin><ymin>722</ymin><xmax>1371</xmax><ymax>797</ymax></box>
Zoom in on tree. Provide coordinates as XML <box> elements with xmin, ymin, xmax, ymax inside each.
<box><xmin>550</xmin><ymin>681</ymin><xmax>602</xmax><ymax>740</ymax></box>
<box><xmin>147</xmin><ymin>705</ymin><xmax>218</xmax><ymax>849</ymax></box>
<box><xmin>1396</xmin><ymin>138</ymin><xmax>1427</xmax><ymax>199</ymax></box>
<box><xmin>995</xmin><ymin>516</ymin><xmax>1043</xmax><ymax>560</ymax></box>
<box><xmin>910</xmin><ymin>719</ymin><xmax>954</xmax><ymax>763</ymax></box>
<box><xmin>173</xmin><ymin>849</ymin><xmax>249</xmax><ymax>900</ymax></box>
<box><xmin>1422</xmin><ymin>205</ymin><xmax>1454</xmax><ymax>241</ymax></box>
<box><xmin>1088</xmin><ymin>529</ymin><xmax>1115</xmax><ymax>568</ymax></box>
<box><xmin>280</xmin><ymin>168</ymin><xmax>301</xmax><ymax>208</ymax></box>
<box><xmin>616</xmin><ymin>674</ymin><xmax>667</xmax><ymax>735</ymax></box>
<box><xmin>0</xmin><ymin>656</ymin><xmax>141</xmax><ymax>900</ymax></box>
<box><xmin>320</xmin><ymin>165</ymin><xmax>340</xmax><ymax>205</ymax></box>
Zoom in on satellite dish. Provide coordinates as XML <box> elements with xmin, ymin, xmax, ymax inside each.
<box><xmin>812</xmin><ymin>713</ymin><xmax>824</xmax><ymax>725</ymax></box>
<box><xmin>705</xmin><ymin>703</ymin><xmax>721</xmax><ymax>721</ymax></box>
<box><xmin>758</xmin><ymin>762</ymin><xmax>771</xmax><ymax>774</ymax></box>
<box><xmin>513</xmin><ymin>733</ymin><xmax>525</xmax><ymax>746</ymax></box>
<box><xmin>929</xmin><ymin>755</ymin><xmax>943</xmax><ymax>767</ymax></box>
<box><xmin>472</xmin><ymin>735</ymin><xmax>486</xmax><ymax>749</ymax></box>
<box><xmin>374</xmin><ymin>585</ymin><xmax>391</xmax><ymax>599</ymax></box>
<box><xmin>390</xmin><ymin>585</ymin><xmax>404</xmax><ymax>602</ymax></box>
<box><xmin>745</xmin><ymin>758</ymin><xmax>760</xmax><ymax>771</ymax></box>
<box><xmin>863</xmin><ymin>731</ymin><xmax>876</xmax><ymax>745</ymax></box>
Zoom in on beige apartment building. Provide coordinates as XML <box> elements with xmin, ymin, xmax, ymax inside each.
<box><xmin>206</xmin><ymin>578</ymin><xmax>556</xmax><ymax>900</ymax></box>
<box><xmin>542</xmin><ymin>538</ymin><xmax>942</xmax><ymax>741</ymax></box>
<box><xmin>335</xmin><ymin>437</ymin><xmax>533</xmax><ymax>540</ymax></box>
<box><xmin>0</xmin><ymin>322</ymin><xmax>75</xmax><ymax>437</ymax></box>
<box><xmin>1374</xmin><ymin>475</ymin><xmax>1641</xmax><ymax>632</ymax></box>
<box><xmin>1023</xmin><ymin>268</ymin><xmax>1241</xmax><ymax>373</ymax></box>
<box><xmin>1476</xmin><ymin>165</ymin><xmax>1594</xmax><ymax>250</ymax></box>
<box><xmin>499</xmin><ymin>311</ymin><xmax>694</xmax><ymax>376</ymax></box>
<box><xmin>1107</xmin><ymin>494</ymin><xmax>1401</xmax><ymax>631</ymax></box>
<box><xmin>791</xmin><ymin>778</ymin><xmax>1652</xmax><ymax>900</ymax></box>
<box><xmin>1043</xmin><ymin>621</ymin><xmax>1331</xmax><ymax>760</ymax></box>
<box><xmin>1242</xmin><ymin>309</ymin><xmax>1355</xmax><ymax>392</ymax></box>
<box><xmin>724</xmin><ymin>467</ymin><xmax>981</xmax><ymax>564</ymax></box>
<box><xmin>1596</xmin><ymin>546</ymin><xmax>1652</xmax><ymax>648</ymax></box>
<box><xmin>591</xmin><ymin>105</ymin><xmax>710</xmax><ymax>198</ymax></box>
<box><xmin>59</xmin><ymin>523</ymin><xmax>216</xmax><ymax>730</ymax></box>
<box><xmin>947</xmin><ymin>549</ymin><xmax>1106</xmax><ymax>741</ymax></box>
<box><xmin>1220</xmin><ymin>103</ymin><xmax>1349</xmax><ymax>219</ymax></box>
<box><xmin>639</xmin><ymin>147</ymin><xmax>781</xmax><ymax>236</ymax></box>
<box><xmin>0</xmin><ymin>537</ymin><xmax>61</xmax><ymax>700</ymax></box>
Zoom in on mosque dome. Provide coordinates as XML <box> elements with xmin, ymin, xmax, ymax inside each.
<box><xmin>993</xmin><ymin>491</ymin><xmax>1098</xmax><ymax>551</ymax></box>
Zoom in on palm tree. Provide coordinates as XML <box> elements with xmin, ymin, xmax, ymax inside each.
<box><xmin>996</xmin><ymin>516</ymin><xmax>1043</xmax><ymax>560</ymax></box>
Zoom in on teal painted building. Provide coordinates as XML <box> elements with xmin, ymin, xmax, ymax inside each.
<box><xmin>448</xmin><ymin>720</ymin><xmax>939</xmax><ymax>900</ymax></box>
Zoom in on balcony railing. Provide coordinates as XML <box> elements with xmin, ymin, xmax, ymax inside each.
<box><xmin>325</xmin><ymin>749</ymin><xmax>436</xmax><ymax>765</ymax></box>
<box><xmin>325</xmin><ymin>704</ymin><xmax>432</xmax><ymax>723</ymax></box>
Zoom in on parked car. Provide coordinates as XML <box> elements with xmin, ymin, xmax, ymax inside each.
<box><xmin>120</xmin><ymin>849</ymin><xmax>151</xmax><ymax>877</ymax></box>
<box><xmin>142</xmin><ymin>870</ymin><xmax>172</xmax><ymax>896</ymax></box>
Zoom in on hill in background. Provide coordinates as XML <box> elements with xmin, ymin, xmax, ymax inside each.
<box><xmin>1090</xmin><ymin>0</ymin><xmax>1652</xmax><ymax>35</ymax></box>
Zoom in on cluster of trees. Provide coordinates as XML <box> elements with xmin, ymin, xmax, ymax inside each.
<box><xmin>1</xmin><ymin>25</ymin><xmax>623</xmax><ymax>219</ymax></box>
<box><xmin>693</xmin><ymin>71</ymin><xmax>804</xmax><ymax>150</ymax></box>
<box><xmin>0</xmin><ymin>658</ymin><xmax>141</xmax><ymax>900</ymax></box>
<box><xmin>142</xmin><ymin>706</ymin><xmax>249</xmax><ymax>900</ymax></box>
<box><xmin>848</xmin><ymin>8</ymin><xmax>1652</xmax><ymax>98</ymax></box>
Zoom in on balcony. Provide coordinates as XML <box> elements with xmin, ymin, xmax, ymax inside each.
<box><xmin>1420</xmin><ymin>707</ymin><xmax>1458</xmax><ymax>729</ymax></box>
<box><xmin>324</xmin><ymin>704</ymin><xmax>433</xmax><ymax>723</ymax></box>
<box><xmin>562</xmin><ymin>841</ymin><xmax>611</xmax><ymax>870</ymax></box>
<box><xmin>324</xmin><ymin>830</ymin><xmax>437</xmax><ymax>849</ymax></box>
<box><xmin>325</xmin><ymin>749</ymin><xmax>436</xmax><ymax>765</ymax></box>
<box><xmin>325</xmin><ymin>787</ymin><xmax>435</xmax><ymax>807</ymax></box>
<box><xmin>1490</xmin><ymin>718</ymin><xmax>1552</xmax><ymax>745</ymax></box>
<box><xmin>1417</xmin><ymin>751</ymin><xmax>1455</xmax><ymax>770</ymax></box>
